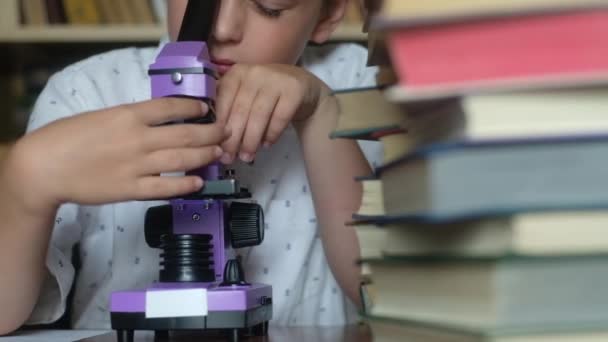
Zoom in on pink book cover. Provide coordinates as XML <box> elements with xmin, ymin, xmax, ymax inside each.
<box><xmin>387</xmin><ymin>10</ymin><xmax>608</xmax><ymax>93</ymax></box>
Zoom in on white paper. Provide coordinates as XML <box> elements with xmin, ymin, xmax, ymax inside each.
<box><xmin>0</xmin><ymin>330</ymin><xmax>110</xmax><ymax>341</ymax></box>
<box><xmin>145</xmin><ymin>288</ymin><xmax>208</xmax><ymax>318</ymax></box>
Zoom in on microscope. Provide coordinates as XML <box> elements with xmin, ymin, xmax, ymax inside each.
<box><xmin>109</xmin><ymin>2</ymin><xmax>273</xmax><ymax>341</ymax></box>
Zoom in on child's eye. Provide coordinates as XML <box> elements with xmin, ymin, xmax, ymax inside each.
<box><xmin>252</xmin><ymin>1</ymin><xmax>284</xmax><ymax>18</ymax></box>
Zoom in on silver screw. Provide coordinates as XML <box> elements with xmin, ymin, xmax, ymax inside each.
<box><xmin>192</xmin><ymin>213</ymin><xmax>201</xmax><ymax>222</ymax></box>
<box><xmin>171</xmin><ymin>72</ymin><xmax>183</xmax><ymax>84</ymax></box>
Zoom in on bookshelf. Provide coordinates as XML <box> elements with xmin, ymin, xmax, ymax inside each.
<box><xmin>0</xmin><ymin>0</ymin><xmax>367</xmax><ymax>43</ymax></box>
<box><xmin>0</xmin><ymin>0</ymin><xmax>367</xmax><ymax>141</ymax></box>
<box><xmin>0</xmin><ymin>25</ymin><xmax>166</xmax><ymax>43</ymax></box>
<box><xmin>0</xmin><ymin>24</ymin><xmax>366</xmax><ymax>43</ymax></box>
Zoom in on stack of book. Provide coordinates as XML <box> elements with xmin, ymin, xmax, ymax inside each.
<box><xmin>333</xmin><ymin>1</ymin><xmax>608</xmax><ymax>341</ymax></box>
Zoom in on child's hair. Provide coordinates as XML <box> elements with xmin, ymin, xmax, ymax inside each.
<box><xmin>322</xmin><ymin>0</ymin><xmax>339</xmax><ymax>17</ymax></box>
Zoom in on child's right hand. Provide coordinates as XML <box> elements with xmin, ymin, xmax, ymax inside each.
<box><xmin>3</xmin><ymin>98</ymin><xmax>228</xmax><ymax>214</ymax></box>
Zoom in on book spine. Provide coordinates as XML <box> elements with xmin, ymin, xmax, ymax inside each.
<box><xmin>0</xmin><ymin>0</ymin><xmax>21</xmax><ymax>30</ymax></box>
<box><xmin>126</xmin><ymin>0</ymin><xmax>156</xmax><ymax>25</ymax></box>
<box><xmin>45</xmin><ymin>0</ymin><xmax>66</xmax><ymax>24</ymax></box>
<box><xmin>22</xmin><ymin>0</ymin><xmax>48</xmax><ymax>26</ymax></box>
<box><xmin>62</xmin><ymin>0</ymin><xmax>101</xmax><ymax>24</ymax></box>
<box><xmin>388</xmin><ymin>10</ymin><xmax>608</xmax><ymax>90</ymax></box>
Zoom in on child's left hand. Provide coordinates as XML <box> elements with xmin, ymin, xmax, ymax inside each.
<box><xmin>215</xmin><ymin>64</ymin><xmax>331</xmax><ymax>164</ymax></box>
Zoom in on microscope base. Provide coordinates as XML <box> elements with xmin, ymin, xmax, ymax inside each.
<box><xmin>110</xmin><ymin>283</ymin><xmax>272</xmax><ymax>342</ymax></box>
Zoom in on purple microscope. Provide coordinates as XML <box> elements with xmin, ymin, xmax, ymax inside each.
<box><xmin>109</xmin><ymin>2</ymin><xmax>272</xmax><ymax>341</ymax></box>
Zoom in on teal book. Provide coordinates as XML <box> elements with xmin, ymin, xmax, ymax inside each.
<box><xmin>375</xmin><ymin>134</ymin><xmax>608</xmax><ymax>221</ymax></box>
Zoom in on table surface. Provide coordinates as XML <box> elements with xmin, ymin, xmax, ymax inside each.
<box><xmin>82</xmin><ymin>325</ymin><xmax>373</xmax><ymax>342</ymax></box>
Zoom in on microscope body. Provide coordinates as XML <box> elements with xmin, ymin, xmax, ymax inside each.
<box><xmin>109</xmin><ymin>42</ymin><xmax>272</xmax><ymax>342</ymax></box>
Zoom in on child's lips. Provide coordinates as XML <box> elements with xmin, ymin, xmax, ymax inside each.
<box><xmin>212</xmin><ymin>58</ymin><xmax>235</xmax><ymax>76</ymax></box>
<box><xmin>216</xmin><ymin>64</ymin><xmax>233</xmax><ymax>76</ymax></box>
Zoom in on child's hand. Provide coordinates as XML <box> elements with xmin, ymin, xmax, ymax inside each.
<box><xmin>4</xmin><ymin>98</ymin><xmax>228</xmax><ymax>214</ymax></box>
<box><xmin>215</xmin><ymin>64</ymin><xmax>332</xmax><ymax>163</ymax></box>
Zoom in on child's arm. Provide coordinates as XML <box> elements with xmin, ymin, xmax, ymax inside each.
<box><xmin>0</xmin><ymin>172</ymin><xmax>57</xmax><ymax>334</ymax></box>
<box><xmin>0</xmin><ymin>98</ymin><xmax>227</xmax><ymax>334</ymax></box>
<box><xmin>215</xmin><ymin>64</ymin><xmax>373</xmax><ymax>306</ymax></box>
<box><xmin>293</xmin><ymin>95</ymin><xmax>370</xmax><ymax>306</ymax></box>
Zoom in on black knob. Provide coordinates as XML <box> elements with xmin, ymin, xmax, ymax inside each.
<box><xmin>220</xmin><ymin>258</ymin><xmax>248</xmax><ymax>286</ymax></box>
<box><xmin>145</xmin><ymin>205</ymin><xmax>173</xmax><ymax>248</ymax></box>
<box><xmin>228</xmin><ymin>202</ymin><xmax>264</xmax><ymax>248</ymax></box>
<box><xmin>184</xmin><ymin>100</ymin><xmax>216</xmax><ymax>124</ymax></box>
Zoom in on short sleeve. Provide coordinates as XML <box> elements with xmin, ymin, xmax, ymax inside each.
<box><xmin>26</xmin><ymin>203</ymin><xmax>83</xmax><ymax>325</ymax></box>
<box><xmin>338</xmin><ymin>45</ymin><xmax>384</xmax><ymax>170</ymax></box>
<box><xmin>301</xmin><ymin>43</ymin><xmax>384</xmax><ymax>170</ymax></box>
<box><xmin>24</xmin><ymin>72</ymin><xmax>88</xmax><ymax>325</ymax></box>
<box><xmin>301</xmin><ymin>43</ymin><xmax>379</xmax><ymax>91</ymax></box>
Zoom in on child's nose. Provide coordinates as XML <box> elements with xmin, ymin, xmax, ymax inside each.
<box><xmin>212</xmin><ymin>0</ymin><xmax>245</xmax><ymax>44</ymax></box>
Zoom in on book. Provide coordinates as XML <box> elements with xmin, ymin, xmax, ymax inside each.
<box><xmin>386</xmin><ymin>10</ymin><xmax>608</xmax><ymax>101</ymax></box>
<box><xmin>368</xmin><ymin>315</ymin><xmax>608</xmax><ymax>342</ymax></box>
<box><xmin>395</xmin><ymin>88</ymin><xmax>608</xmax><ymax>144</ymax></box>
<box><xmin>356</xmin><ymin>178</ymin><xmax>385</xmax><ymax>216</ymax></box>
<box><xmin>330</xmin><ymin>87</ymin><xmax>406</xmax><ymax>140</ymax></box>
<box><xmin>374</xmin><ymin>65</ymin><xmax>397</xmax><ymax>86</ymax></box>
<box><xmin>94</xmin><ymin>0</ymin><xmax>121</xmax><ymax>24</ymax></box>
<box><xmin>21</xmin><ymin>0</ymin><xmax>47</xmax><ymax>25</ymax></box>
<box><xmin>355</xmin><ymin>224</ymin><xmax>386</xmax><ymax>259</ymax></box>
<box><xmin>360</xmin><ymin>211</ymin><xmax>608</xmax><ymax>257</ymax></box>
<box><xmin>365</xmin><ymin>255</ymin><xmax>608</xmax><ymax>326</ymax></box>
<box><xmin>372</xmin><ymin>0</ymin><xmax>608</xmax><ymax>27</ymax></box>
<box><xmin>376</xmin><ymin>130</ymin><xmax>412</xmax><ymax>164</ymax></box>
<box><xmin>109</xmin><ymin>0</ymin><xmax>137</xmax><ymax>24</ymax></box>
<box><xmin>62</xmin><ymin>0</ymin><xmax>100</xmax><ymax>25</ymax></box>
<box><xmin>378</xmin><ymin>136</ymin><xmax>608</xmax><ymax>220</ymax></box>
<box><xmin>127</xmin><ymin>0</ymin><xmax>156</xmax><ymax>25</ymax></box>
<box><xmin>0</xmin><ymin>0</ymin><xmax>19</xmax><ymax>31</ymax></box>
<box><xmin>45</xmin><ymin>0</ymin><xmax>66</xmax><ymax>24</ymax></box>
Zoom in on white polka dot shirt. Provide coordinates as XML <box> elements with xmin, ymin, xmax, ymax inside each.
<box><xmin>25</xmin><ymin>42</ymin><xmax>383</xmax><ymax>329</ymax></box>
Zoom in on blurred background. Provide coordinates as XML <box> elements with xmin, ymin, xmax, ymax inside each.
<box><xmin>0</xmin><ymin>0</ymin><xmax>367</xmax><ymax>145</ymax></box>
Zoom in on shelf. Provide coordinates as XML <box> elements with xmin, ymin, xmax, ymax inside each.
<box><xmin>0</xmin><ymin>23</ymin><xmax>367</xmax><ymax>43</ymax></box>
<box><xmin>0</xmin><ymin>25</ymin><xmax>166</xmax><ymax>43</ymax></box>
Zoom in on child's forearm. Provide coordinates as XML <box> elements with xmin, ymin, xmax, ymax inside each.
<box><xmin>294</xmin><ymin>95</ymin><xmax>372</xmax><ymax>307</ymax></box>
<box><xmin>0</xmin><ymin>145</ymin><xmax>57</xmax><ymax>335</ymax></box>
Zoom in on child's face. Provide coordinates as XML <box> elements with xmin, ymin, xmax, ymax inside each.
<box><xmin>168</xmin><ymin>0</ymin><xmax>344</xmax><ymax>73</ymax></box>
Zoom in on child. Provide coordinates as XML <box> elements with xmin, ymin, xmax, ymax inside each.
<box><xmin>0</xmin><ymin>0</ymin><xmax>382</xmax><ymax>332</ymax></box>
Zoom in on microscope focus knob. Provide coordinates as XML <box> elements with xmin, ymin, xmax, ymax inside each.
<box><xmin>145</xmin><ymin>205</ymin><xmax>173</xmax><ymax>248</ymax></box>
<box><xmin>220</xmin><ymin>258</ymin><xmax>248</xmax><ymax>286</ymax></box>
<box><xmin>228</xmin><ymin>202</ymin><xmax>264</xmax><ymax>248</ymax></box>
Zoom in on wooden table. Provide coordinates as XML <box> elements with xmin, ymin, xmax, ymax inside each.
<box><xmin>82</xmin><ymin>325</ymin><xmax>373</xmax><ymax>342</ymax></box>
